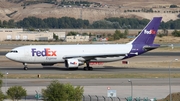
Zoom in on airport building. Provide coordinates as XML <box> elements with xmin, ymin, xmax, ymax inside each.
<box><xmin>0</xmin><ymin>28</ymin><xmax>66</xmax><ymax>41</ymax></box>
<box><xmin>0</xmin><ymin>28</ymin><xmax>90</xmax><ymax>42</ymax></box>
<box><xmin>65</xmin><ymin>35</ymin><xmax>89</xmax><ymax>42</ymax></box>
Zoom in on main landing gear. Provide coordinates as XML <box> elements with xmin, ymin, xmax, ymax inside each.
<box><xmin>23</xmin><ymin>63</ymin><xmax>28</xmax><ymax>70</ymax></box>
<box><xmin>83</xmin><ymin>61</ymin><xmax>93</xmax><ymax>71</ymax></box>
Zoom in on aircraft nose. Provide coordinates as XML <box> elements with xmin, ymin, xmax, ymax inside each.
<box><xmin>5</xmin><ymin>53</ymin><xmax>11</xmax><ymax>59</ymax></box>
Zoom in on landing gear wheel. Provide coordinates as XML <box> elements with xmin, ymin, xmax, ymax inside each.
<box><xmin>83</xmin><ymin>67</ymin><xmax>88</xmax><ymax>70</ymax></box>
<box><xmin>83</xmin><ymin>67</ymin><xmax>93</xmax><ymax>71</ymax></box>
<box><xmin>88</xmin><ymin>67</ymin><xmax>93</xmax><ymax>70</ymax></box>
<box><xmin>84</xmin><ymin>61</ymin><xmax>94</xmax><ymax>71</ymax></box>
<box><xmin>23</xmin><ymin>63</ymin><xmax>28</xmax><ymax>70</ymax></box>
<box><xmin>24</xmin><ymin>67</ymin><xmax>28</xmax><ymax>70</ymax></box>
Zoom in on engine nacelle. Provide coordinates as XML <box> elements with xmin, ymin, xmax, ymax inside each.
<box><xmin>65</xmin><ymin>59</ymin><xmax>84</xmax><ymax>68</ymax></box>
<box><xmin>41</xmin><ymin>63</ymin><xmax>55</xmax><ymax>66</ymax></box>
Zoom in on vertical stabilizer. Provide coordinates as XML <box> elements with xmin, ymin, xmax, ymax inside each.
<box><xmin>128</xmin><ymin>17</ymin><xmax>162</xmax><ymax>45</ymax></box>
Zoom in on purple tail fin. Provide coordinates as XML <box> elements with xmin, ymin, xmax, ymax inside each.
<box><xmin>128</xmin><ymin>17</ymin><xmax>162</xmax><ymax>45</ymax></box>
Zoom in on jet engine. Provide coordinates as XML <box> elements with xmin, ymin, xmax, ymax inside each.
<box><xmin>65</xmin><ymin>59</ymin><xmax>84</xmax><ymax>68</ymax></box>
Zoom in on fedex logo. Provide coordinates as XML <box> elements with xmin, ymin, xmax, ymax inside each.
<box><xmin>31</xmin><ymin>48</ymin><xmax>56</xmax><ymax>57</ymax></box>
<box><xmin>144</xmin><ymin>29</ymin><xmax>156</xmax><ymax>34</ymax></box>
<box><xmin>70</xmin><ymin>62</ymin><xmax>77</xmax><ymax>65</ymax></box>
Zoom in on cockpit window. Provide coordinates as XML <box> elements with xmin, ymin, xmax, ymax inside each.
<box><xmin>9</xmin><ymin>50</ymin><xmax>18</xmax><ymax>53</ymax></box>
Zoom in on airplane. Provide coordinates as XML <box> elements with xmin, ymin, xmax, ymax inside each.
<box><xmin>5</xmin><ymin>17</ymin><xmax>162</xmax><ymax>71</ymax></box>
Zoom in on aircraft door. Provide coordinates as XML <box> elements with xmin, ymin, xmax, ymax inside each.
<box><xmin>24</xmin><ymin>47</ymin><xmax>35</xmax><ymax>62</ymax></box>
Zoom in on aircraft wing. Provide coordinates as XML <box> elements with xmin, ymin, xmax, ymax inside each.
<box><xmin>63</xmin><ymin>53</ymin><xmax>127</xmax><ymax>60</ymax></box>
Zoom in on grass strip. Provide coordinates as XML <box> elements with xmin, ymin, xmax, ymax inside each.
<box><xmin>2</xmin><ymin>73</ymin><xmax>180</xmax><ymax>79</ymax></box>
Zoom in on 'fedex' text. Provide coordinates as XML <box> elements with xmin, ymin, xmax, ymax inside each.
<box><xmin>144</xmin><ymin>29</ymin><xmax>156</xmax><ymax>34</ymax></box>
<box><xmin>31</xmin><ymin>48</ymin><xmax>56</xmax><ymax>57</ymax></box>
<box><xmin>70</xmin><ymin>62</ymin><xmax>77</xmax><ymax>65</ymax></box>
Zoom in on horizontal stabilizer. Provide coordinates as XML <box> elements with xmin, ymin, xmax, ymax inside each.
<box><xmin>143</xmin><ymin>45</ymin><xmax>160</xmax><ymax>51</ymax></box>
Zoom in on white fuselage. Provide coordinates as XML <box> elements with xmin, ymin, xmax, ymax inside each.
<box><xmin>6</xmin><ymin>44</ymin><xmax>133</xmax><ymax>64</ymax></box>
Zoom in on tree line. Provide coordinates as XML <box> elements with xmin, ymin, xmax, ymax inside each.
<box><xmin>0</xmin><ymin>72</ymin><xmax>83</xmax><ymax>101</ymax></box>
<box><xmin>1</xmin><ymin>16</ymin><xmax>180</xmax><ymax>29</ymax></box>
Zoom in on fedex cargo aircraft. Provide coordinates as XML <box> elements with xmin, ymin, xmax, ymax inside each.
<box><xmin>5</xmin><ymin>17</ymin><xmax>162</xmax><ymax>71</ymax></box>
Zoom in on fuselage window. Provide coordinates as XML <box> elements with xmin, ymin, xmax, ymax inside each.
<box><xmin>10</xmin><ymin>50</ymin><xmax>18</xmax><ymax>53</ymax></box>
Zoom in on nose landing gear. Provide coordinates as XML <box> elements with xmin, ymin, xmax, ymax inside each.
<box><xmin>23</xmin><ymin>63</ymin><xmax>28</xmax><ymax>70</ymax></box>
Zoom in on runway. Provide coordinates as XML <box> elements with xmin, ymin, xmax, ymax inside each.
<box><xmin>1</xmin><ymin>66</ymin><xmax>180</xmax><ymax>74</ymax></box>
